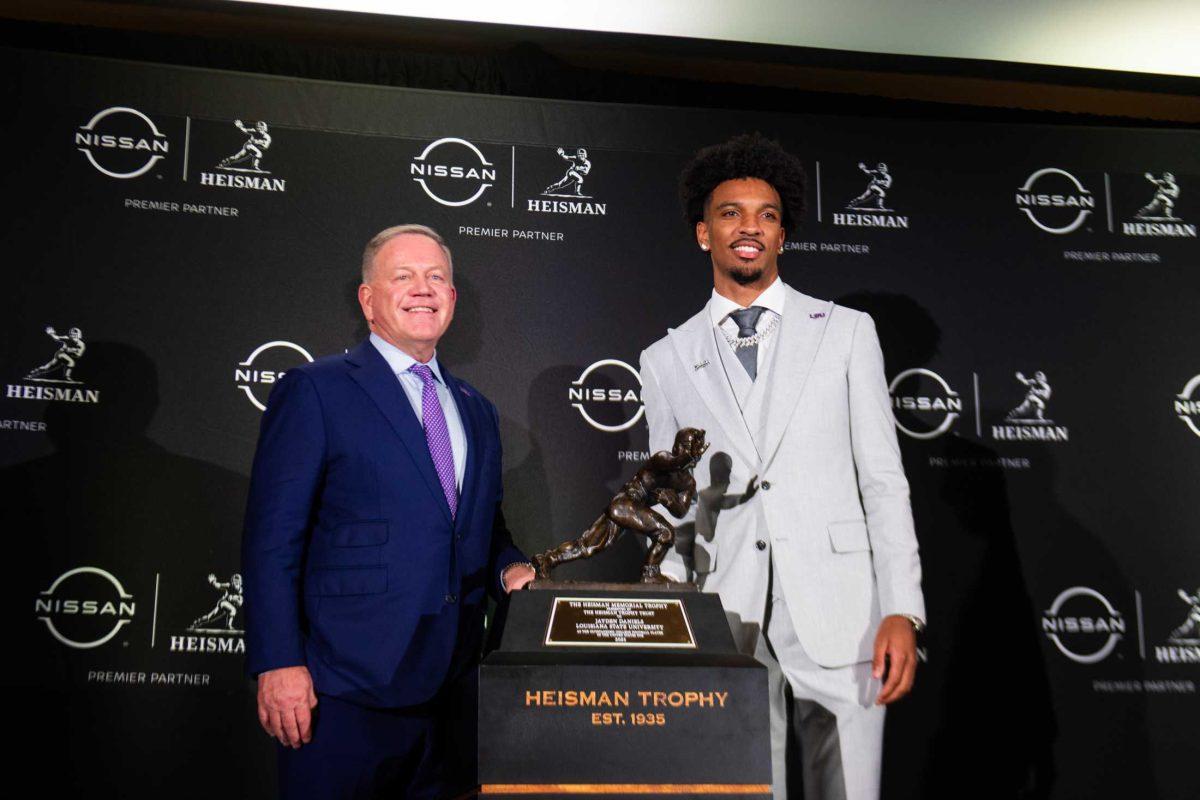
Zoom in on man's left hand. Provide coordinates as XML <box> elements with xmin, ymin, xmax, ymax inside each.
<box><xmin>503</xmin><ymin>563</ymin><xmax>536</xmax><ymax>593</ymax></box>
<box><xmin>872</xmin><ymin>615</ymin><xmax>918</xmax><ymax>705</ymax></box>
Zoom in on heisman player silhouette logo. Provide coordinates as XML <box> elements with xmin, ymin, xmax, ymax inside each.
<box><xmin>1135</xmin><ymin>172</ymin><xmax>1181</xmax><ymax>222</ymax></box>
<box><xmin>218</xmin><ymin>120</ymin><xmax>272</xmax><ymax>174</ymax></box>
<box><xmin>832</xmin><ymin>161</ymin><xmax>908</xmax><ymax>228</ymax></box>
<box><xmin>1120</xmin><ymin>171</ymin><xmax>1193</xmax><ymax>237</ymax></box>
<box><xmin>1005</xmin><ymin>370</ymin><xmax>1054</xmax><ymax>424</ymax></box>
<box><xmin>1169</xmin><ymin>587</ymin><xmax>1200</xmax><ymax>646</ymax></box>
<box><xmin>188</xmin><ymin>573</ymin><xmax>244</xmax><ymax>634</ymax></box>
<box><xmin>542</xmin><ymin>147</ymin><xmax>593</xmax><ymax>198</ymax></box>
<box><xmin>25</xmin><ymin>326</ymin><xmax>87</xmax><ymax>384</ymax></box>
<box><xmin>527</xmin><ymin>145</ymin><xmax>606</xmax><ymax>215</ymax></box>
<box><xmin>847</xmin><ymin>162</ymin><xmax>894</xmax><ymax>212</ymax></box>
<box><xmin>992</xmin><ymin>370</ymin><xmax>1069</xmax><ymax>442</ymax></box>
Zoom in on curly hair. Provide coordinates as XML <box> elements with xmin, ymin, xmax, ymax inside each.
<box><xmin>679</xmin><ymin>133</ymin><xmax>807</xmax><ymax>233</ymax></box>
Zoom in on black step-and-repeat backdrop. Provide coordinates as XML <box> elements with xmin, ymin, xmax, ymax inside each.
<box><xmin>3</xmin><ymin>47</ymin><xmax>1198</xmax><ymax>798</ymax></box>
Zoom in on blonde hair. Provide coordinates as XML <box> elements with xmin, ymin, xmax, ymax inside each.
<box><xmin>361</xmin><ymin>224</ymin><xmax>453</xmax><ymax>283</ymax></box>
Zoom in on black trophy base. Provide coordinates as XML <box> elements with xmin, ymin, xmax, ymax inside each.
<box><xmin>477</xmin><ymin>586</ymin><xmax>771</xmax><ymax>798</ymax></box>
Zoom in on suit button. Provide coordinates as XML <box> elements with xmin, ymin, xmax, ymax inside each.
<box><xmin>761</xmin><ymin>481</ymin><xmax>772</xmax><ymax>490</ymax></box>
<box><xmin>756</xmin><ymin>540</ymin><xmax>767</xmax><ymax>551</ymax></box>
<box><xmin>445</xmin><ymin>594</ymin><xmax>457</xmax><ymax>604</ymax></box>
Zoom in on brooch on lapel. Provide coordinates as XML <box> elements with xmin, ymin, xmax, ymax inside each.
<box><xmin>693</xmin><ymin>360</ymin><xmax>710</xmax><ymax>371</ymax></box>
<box><xmin>459</xmin><ymin>386</ymin><xmax>473</xmax><ymax>396</ymax></box>
<box><xmin>810</xmin><ymin>312</ymin><xmax>826</xmax><ymax>319</ymax></box>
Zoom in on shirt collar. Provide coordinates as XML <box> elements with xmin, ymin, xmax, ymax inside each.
<box><xmin>709</xmin><ymin>276</ymin><xmax>786</xmax><ymax>327</ymax></box>
<box><xmin>369</xmin><ymin>332</ymin><xmax>445</xmax><ymax>384</ymax></box>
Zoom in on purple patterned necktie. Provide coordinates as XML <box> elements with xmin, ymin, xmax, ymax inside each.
<box><xmin>408</xmin><ymin>363</ymin><xmax>458</xmax><ymax>518</ymax></box>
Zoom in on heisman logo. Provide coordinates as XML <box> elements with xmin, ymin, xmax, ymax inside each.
<box><xmin>26</xmin><ymin>326</ymin><xmax>86</xmax><ymax>384</ymax></box>
<box><xmin>410</xmin><ymin>137</ymin><xmax>497</xmax><ymax>207</ymax></box>
<box><xmin>1042</xmin><ymin>586</ymin><xmax>1125</xmax><ymax>664</ymax></box>
<box><xmin>1154</xmin><ymin>585</ymin><xmax>1200</xmax><ymax>664</ymax></box>
<box><xmin>170</xmin><ymin>573</ymin><xmax>246</xmax><ymax>654</ymax></box>
<box><xmin>234</xmin><ymin>341</ymin><xmax>315</xmax><ymax>411</ymax></box>
<box><xmin>1175</xmin><ymin>374</ymin><xmax>1200</xmax><ymax>438</ymax></box>
<box><xmin>6</xmin><ymin>326</ymin><xmax>100</xmax><ymax>404</ymax></box>
<box><xmin>832</xmin><ymin>162</ymin><xmax>909</xmax><ymax>229</ymax></box>
<box><xmin>527</xmin><ymin>147</ymin><xmax>607</xmax><ymax>216</ymax></box>
<box><xmin>75</xmin><ymin>106</ymin><xmax>169</xmax><ymax>179</ymax></box>
<box><xmin>1122</xmin><ymin>172</ymin><xmax>1196</xmax><ymax>238</ymax></box>
<box><xmin>200</xmin><ymin>119</ymin><xmax>286</xmax><ymax>192</ymax></box>
<box><xmin>35</xmin><ymin>566</ymin><xmax>136</xmax><ymax>649</ymax></box>
<box><xmin>992</xmin><ymin>370</ymin><xmax>1069</xmax><ymax>442</ymax></box>
<box><xmin>1015</xmin><ymin>168</ymin><xmax>1094</xmax><ymax>234</ymax></box>
<box><xmin>888</xmin><ymin>368</ymin><xmax>962</xmax><ymax>440</ymax></box>
<box><xmin>568</xmin><ymin>359</ymin><xmax>645</xmax><ymax>433</ymax></box>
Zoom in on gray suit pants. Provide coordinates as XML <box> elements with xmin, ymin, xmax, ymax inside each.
<box><xmin>748</xmin><ymin>564</ymin><xmax>887</xmax><ymax>800</ymax></box>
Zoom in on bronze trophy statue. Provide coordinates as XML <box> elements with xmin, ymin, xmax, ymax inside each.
<box><xmin>531</xmin><ymin>427</ymin><xmax>707</xmax><ymax>584</ymax></box>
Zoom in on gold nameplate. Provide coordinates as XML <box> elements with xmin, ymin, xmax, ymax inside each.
<box><xmin>544</xmin><ymin>597</ymin><xmax>696</xmax><ymax>648</ymax></box>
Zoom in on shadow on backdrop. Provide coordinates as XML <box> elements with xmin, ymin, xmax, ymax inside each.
<box><xmin>972</xmin><ymin>419</ymin><xmax>1156</xmax><ymax>799</ymax></box>
<box><xmin>837</xmin><ymin>292</ymin><xmax>1060</xmax><ymax>800</ymax></box>
<box><xmin>2</xmin><ymin>341</ymin><xmax>274</xmax><ymax>800</ymax></box>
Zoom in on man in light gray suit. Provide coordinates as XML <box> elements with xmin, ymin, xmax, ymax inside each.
<box><xmin>640</xmin><ymin>134</ymin><xmax>925</xmax><ymax>800</ymax></box>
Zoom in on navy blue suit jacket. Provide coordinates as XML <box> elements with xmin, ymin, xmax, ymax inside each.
<box><xmin>242</xmin><ymin>339</ymin><xmax>525</xmax><ymax>708</ymax></box>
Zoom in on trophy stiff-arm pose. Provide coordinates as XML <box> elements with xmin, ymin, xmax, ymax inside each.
<box><xmin>190</xmin><ymin>573</ymin><xmax>244</xmax><ymax>632</ymax></box>
<box><xmin>1007</xmin><ymin>371</ymin><xmax>1051</xmax><ymax>422</ymax></box>
<box><xmin>543</xmin><ymin>147</ymin><xmax>592</xmax><ymax>196</ymax></box>
<box><xmin>219</xmin><ymin>120</ymin><xmax>272</xmax><ymax>172</ymax></box>
<box><xmin>532</xmin><ymin>427</ymin><xmax>707</xmax><ymax>582</ymax></box>
<box><xmin>26</xmin><ymin>326</ymin><xmax>85</xmax><ymax>382</ymax></box>
<box><xmin>1136</xmin><ymin>172</ymin><xmax>1180</xmax><ymax>220</ymax></box>
<box><xmin>847</xmin><ymin>162</ymin><xmax>892</xmax><ymax>210</ymax></box>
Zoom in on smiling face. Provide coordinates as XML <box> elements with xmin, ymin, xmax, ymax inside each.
<box><xmin>357</xmin><ymin>233</ymin><xmax>457</xmax><ymax>363</ymax></box>
<box><xmin>696</xmin><ymin>177</ymin><xmax>785</xmax><ymax>292</ymax></box>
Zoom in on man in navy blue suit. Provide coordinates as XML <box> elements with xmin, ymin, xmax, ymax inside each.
<box><xmin>242</xmin><ymin>224</ymin><xmax>535</xmax><ymax>799</ymax></box>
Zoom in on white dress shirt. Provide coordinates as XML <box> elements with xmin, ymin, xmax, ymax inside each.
<box><xmin>369</xmin><ymin>332</ymin><xmax>467</xmax><ymax>490</ymax></box>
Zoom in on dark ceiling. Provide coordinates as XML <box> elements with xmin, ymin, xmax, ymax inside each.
<box><xmin>5</xmin><ymin>0</ymin><xmax>1198</xmax><ymax>126</ymax></box>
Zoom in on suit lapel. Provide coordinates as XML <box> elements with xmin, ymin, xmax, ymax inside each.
<box><xmin>668</xmin><ymin>305</ymin><xmax>759</xmax><ymax>468</ymax></box>
<box><xmin>346</xmin><ymin>340</ymin><xmax>453</xmax><ymax>525</ymax></box>
<box><xmin>440</xmin><ymin>363</ymin><xmax>481</xmax><ymax>535</ymax></box>
<box><xmin>759</xmin><ymin>285</ymin><xmax>834</xmax><ymax>472</ymax></box>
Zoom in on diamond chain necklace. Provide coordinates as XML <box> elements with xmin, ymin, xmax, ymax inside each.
<box><xmin>723</xmin><ymin>314</ymin><xmax>780</xmax><ymax>350</ymax></box>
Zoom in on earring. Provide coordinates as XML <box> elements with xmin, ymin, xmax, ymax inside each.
<box><xmin>701</xmin><ymin>243</ymin><xmax>710</xmax><ymax>251</ymax></box>
<box><xmin>778</xmin><ymin>245</ymin><xmax>784</xmax><ymax>254</ymax></box>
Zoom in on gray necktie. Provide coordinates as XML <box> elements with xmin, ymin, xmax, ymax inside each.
<box><xmin>729</xmin><ymin>306</ymin><xmax>766</xmax><ymax>380</ymax></box>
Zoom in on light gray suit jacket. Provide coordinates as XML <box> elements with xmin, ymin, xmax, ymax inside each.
<box><xmin>639</xmin><ymin>283</ymin><xmax>925</xmax><ymax>668</ymax></box>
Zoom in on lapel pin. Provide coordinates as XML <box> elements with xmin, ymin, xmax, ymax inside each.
<box><xmin>694</xmin><ymin>360</ymin><xmax>710</xmax><ymax>371</ymax></box>
<box><xmin>459</xmin><ymin>386</ymin><xmax>472</xmax><ymax>396</ymax></box>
